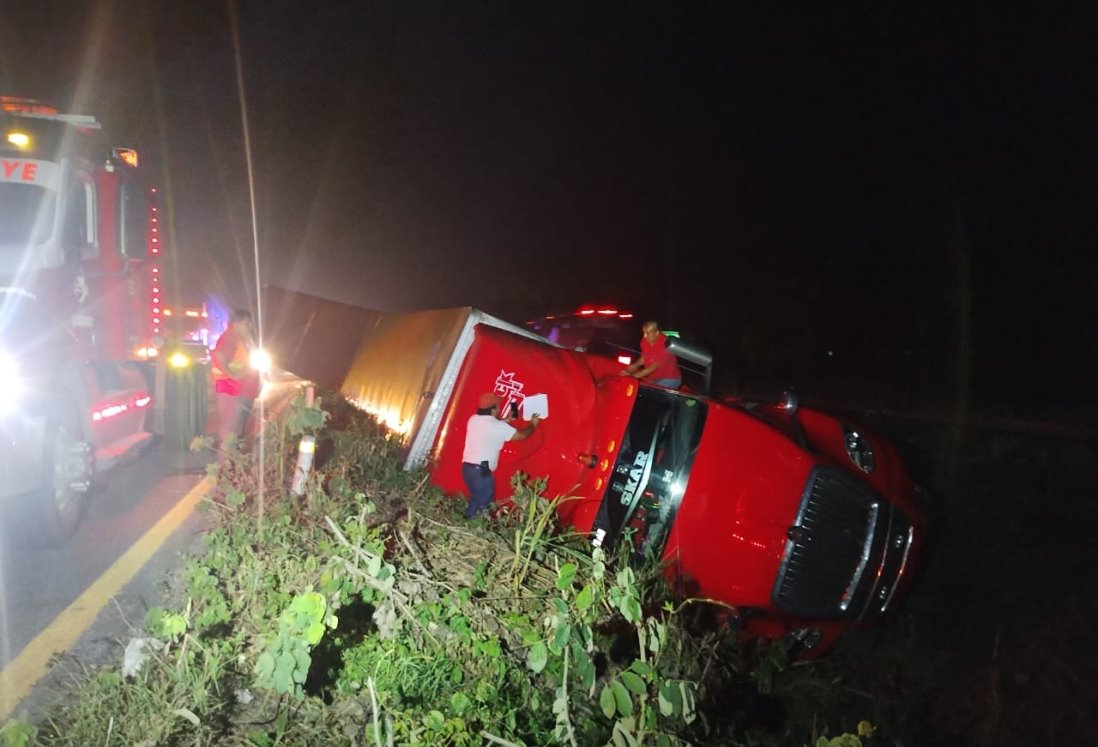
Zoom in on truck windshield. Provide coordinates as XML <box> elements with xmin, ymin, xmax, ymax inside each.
<box><xmin>0</xmin><ymin>183</ymin><xmax>55</xmax><ymax>246</ymax></box>
<box><xmin>593</xmin><ymin>387</ymin><xmax>707</xmax><ymax>558</ymax></box>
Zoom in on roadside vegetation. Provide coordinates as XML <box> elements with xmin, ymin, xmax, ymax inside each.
<box><xmin>2</xmin><ymin>391</ymin><xmax>908</xmax><ymax>745</ymax></box>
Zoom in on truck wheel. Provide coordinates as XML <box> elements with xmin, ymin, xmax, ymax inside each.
<box><xmin>28</xmin><ymin>400</ymin><xmax>93</xmax><ymax>546</ymax></box>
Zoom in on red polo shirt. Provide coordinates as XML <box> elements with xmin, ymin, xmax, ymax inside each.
<box><xmin>641</xmin><ymin>333</ymin><xmax>681</xmax><ymax>382</ymax></box>
<box><xmin>212</xmin><ymin>327</ymin><xmax>261</xmax><ymax>399</ymax></box>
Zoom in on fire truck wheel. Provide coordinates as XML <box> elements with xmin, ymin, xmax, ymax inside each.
<box><xmin>28</xmin><ymin>399</ymin><xmax>93</xmax><ymax>546</ymax></box>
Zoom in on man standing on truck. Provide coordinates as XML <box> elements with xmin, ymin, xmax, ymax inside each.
<box><xmin>211</xmin><ymin>309</ymin><xmax>261</xmax><ymax>455</ymax></box>
<box><xmin>620</xmin><ymin>320</ymin><xmax>682</xmax><ymax>389</ymax></box>
<box><xmin>462</xmin><ymin>392</ymin><xmax>540</xmax><ymax>518</ymax></box>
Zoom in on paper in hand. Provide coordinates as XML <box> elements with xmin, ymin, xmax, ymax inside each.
<box><xmin>521</xmin><ymin>393</ymin><xmax>549</xmax><ymax>420</ymax></box>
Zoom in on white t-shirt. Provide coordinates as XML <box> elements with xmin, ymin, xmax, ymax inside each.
<box><xmin>462</xmin><ymin>414</ymin><xmax>517</xmax><ymax>471</ymax></box>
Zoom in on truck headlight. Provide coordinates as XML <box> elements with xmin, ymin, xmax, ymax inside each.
<box><xmin>842</xmin><ymin>424</ymin><xmax>876</xmax><ymax>474</ymax></box>
<box><xmin>0</xmin><ymin>351</ymin><xmax>24</xmax><ymax>414</ymax></box>
<box><xmin>167</xmin><ymin>351</ymin><xmax>192</xmax><ymax>369</ymax></box>
<box><xmin>249</xmin><ymin>348</ymin><xmax>272</xmax><ymax>374</ymax></box>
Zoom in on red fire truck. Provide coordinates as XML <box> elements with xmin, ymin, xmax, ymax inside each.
<box><xmin>0</xmin><ymin>96</ymin><xmax>199</xmax><ymax>544</ymax></box>
<box><xmin>337</xmin><ymin>306</ymin><xmax>925</xmax><ymax>656</ymax></box>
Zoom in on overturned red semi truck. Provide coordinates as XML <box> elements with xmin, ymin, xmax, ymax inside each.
<box><xmin>0</xmin><ymin>96</ymin><xmax>206</xmax><ymax>544</ymax></box>
<box><xmin>332</xmin><ymin>304</ymin><xmax>924</xmax><ymax>655</ymax></box>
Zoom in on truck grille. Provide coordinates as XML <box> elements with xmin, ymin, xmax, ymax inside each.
<box><xmin>773</xmin><ymin>467</ymin><xmax>913</xmax><ymax>620</ymax></box>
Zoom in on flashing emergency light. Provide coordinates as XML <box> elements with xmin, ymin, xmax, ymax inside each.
<box><xmin>574</xmin><ymin>305</ymin><xmax>633</xmax><ymax>319</ymax></box>
<box><xmin>6</xmin><ymin>131</ymin><xmax>30</xmax><ymax>149</ymax></box>
<box><xmin>0</xmin><ymin>97</ymin><xmax>59</xmax><ymax>115</ymax></box>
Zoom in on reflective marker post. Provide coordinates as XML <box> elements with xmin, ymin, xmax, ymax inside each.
<box><xmin>291</xmin><ymin>386</ymin><xmax>316</xmax><ymax>496</ymax></box>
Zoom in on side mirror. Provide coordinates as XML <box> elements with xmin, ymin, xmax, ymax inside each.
<box><xmin>779</xmin><ymin>388</ymin><xmax>799</xmax><ymax>414</ymax></box>
<box><xmin>117</xmin><ymin>177</ymin><xmax>147</xmax><ymax>259</ymax></box>
<box><xmin>666</xmin><ymin>337</ymin><xmax>714</xmax><ymax>394</ymax></box>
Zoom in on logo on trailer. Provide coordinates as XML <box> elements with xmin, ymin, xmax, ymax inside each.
<box><xmin>492</xmin><ymin>370</ymin><xmax>525</xmax><ymax>418</ymax></box>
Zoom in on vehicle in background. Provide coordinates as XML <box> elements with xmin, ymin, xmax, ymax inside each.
<box><xmin>526</xmin><ymin>305</ymin><xmax>713</xmax><ymax>392</ymax></box>
<box><xmin>336</xmin><ymin>303</ymin><xmax>925</xmax><ymax>657</ymax></box>
<box><xmin>0</xmin><ymin>96</ymin><xmax>204</xmax><ymax>543</ymax></box>
<box><xmin>158</xmin><ymin>300</ymin><xmax>212</xmax><ymax>362</ymax></box>
<box><xmin>526</xmin><ymin>305</ymin><xmax>639</xmax><ymax>363</ymax></box>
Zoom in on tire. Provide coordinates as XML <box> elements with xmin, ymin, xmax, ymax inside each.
<box><xmin>26</xmin><ymin>398</ymin><xmax>93</xmax><ymax>546</ymax></box>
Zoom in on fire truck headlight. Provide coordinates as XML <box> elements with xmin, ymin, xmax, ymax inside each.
<box><xmin>0</xmin><ymin>352</ymin><xmax>24</xmax><ymax>414</ymax></box>
<box><xmin>167</xmin><ymin>351</ymin><xmax>192</xmax><ymax>369</ymax></box>
<box><xmin>249</xmin><ymin>348</ymin><xmax>272</xmax><ymax>374</ymax></box>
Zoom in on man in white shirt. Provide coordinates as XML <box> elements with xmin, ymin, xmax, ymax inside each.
<box><xmin>462</xmin><ymin>392</ymin><xmax>541</xmax><ymax>518</ymax></box>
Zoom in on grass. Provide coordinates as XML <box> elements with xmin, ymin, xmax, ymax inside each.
<box><xmin>3</xmin><ymin>389</ymin><xmax>919</xmax><ymax>746</ymax></box>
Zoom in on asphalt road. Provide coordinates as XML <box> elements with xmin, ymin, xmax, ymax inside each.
<box><xmin>0</xmin><ymin>438</ymin><xmax>213</xmax><ymax>715</ymax></box>
<box><xmin>0</xmin><ymin>375</ymin><xmax>304</xmax><ymax>722</ymax></box>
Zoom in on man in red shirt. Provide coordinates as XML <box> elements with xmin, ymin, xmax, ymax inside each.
<box><xmin>211</xmin><ymin>309</ymin><xmax>262</xmax><ymax>453</ymax></box>
<box><xmin>620</xmin><ymin>320</ymin><xmax>682</xmax><ymax>389</ymax></box>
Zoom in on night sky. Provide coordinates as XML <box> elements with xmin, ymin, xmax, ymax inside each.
<box><xmin>3</xmin><ymin>1</ymin><xmax>1095</xmax><ymax>414</ymax></box>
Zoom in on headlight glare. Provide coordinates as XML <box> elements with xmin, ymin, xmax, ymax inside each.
<box><xmin>168</xmin><ymin>351</ymin><xmax>192</xmax><ymax>369</ymax></box>
<box><xmin>249</xmin><ymin>348</ymin><xmax>272</xmax><ymax>374</ymax></box>
<box><xmin>0</xmin><ymin>352</ymin><xmax>25</xmax><ymax>414</ymax></box>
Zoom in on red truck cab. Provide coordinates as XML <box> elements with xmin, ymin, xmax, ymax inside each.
<box><xmin>427</xmin><ymin>324</ymin><xmax>924</xmax><ymax>654</ymax></box>
<box><xmin>0</xmin><ymin>96</ymin><xmax>194</xmax><ymax>544</ymax></box>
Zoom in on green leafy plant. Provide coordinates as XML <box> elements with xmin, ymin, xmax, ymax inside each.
<box><xmin>255</xmin><ymin>591</ymin><xmax>336</xmax><ymax>700</ymax></box>
<box><xmin>0</xmin><ymin>719</ymin><xmax>36</xmax><ymax>747</ymax></box>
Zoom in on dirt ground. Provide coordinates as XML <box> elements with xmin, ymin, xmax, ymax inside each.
<box><xmin>852</xmin><ymin>414</ymin><xmax>1098</xmax><ymax>746</ymax></box>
